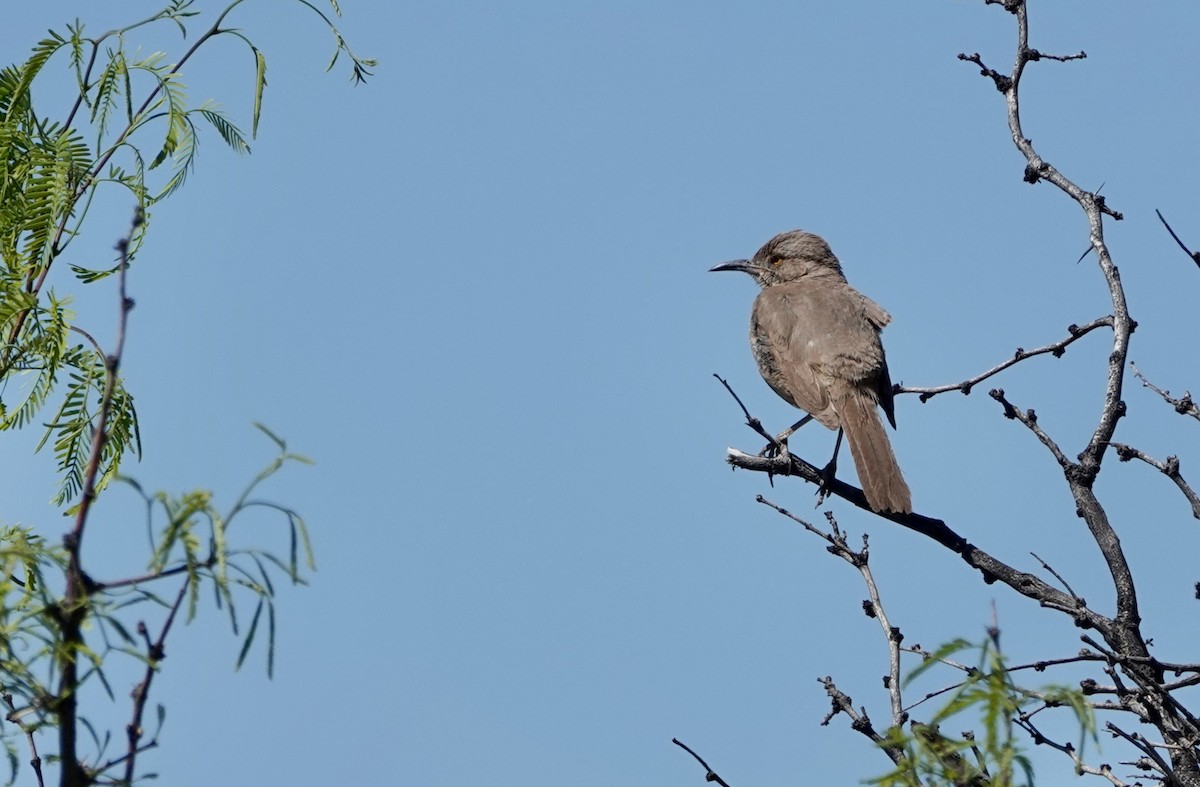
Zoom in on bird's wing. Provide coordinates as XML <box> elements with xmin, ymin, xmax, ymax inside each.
<box><xmin>855</xmin><ymin>292</ymin><xmax>897</xmax><ymax>428</ymax></box>
<box><xmin>756</xmin><ymin>280</ymin><xmax>896</xmax><ymax>423</ymax></box>
<box><xmin>788</xmin><ymin>282</ymin><xmax>886</xmax><ymax>383</ymax></box>
<box><xmin>858</xmin><ymin>294</ymin><xmax>892</xmax><ymax>329</ymax></box>
<box><xmin>751</xmin><ymin>284</ymin><xmax>835</xmax><ymax>425</ymax></box>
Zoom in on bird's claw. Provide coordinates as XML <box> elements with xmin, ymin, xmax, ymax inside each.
<box><xmin>814</xmin><ymin>459</ymin><xmax>838</xmax><ymax>507</ymax></box>
<box><xmin>759</xmin><ymin>433</ymin><xmax>791</xmax><ymax>459</ymax></box>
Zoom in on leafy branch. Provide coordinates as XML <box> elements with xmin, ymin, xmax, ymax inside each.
<box><xmin>0</xmin><ymin>0</ymin><xmax>373</xmax><ymax>504</ymax></box>
<box><xmin>0</xmin><ymin>4</ymin><xmax>365</xmax><ymax>784</ymax></box>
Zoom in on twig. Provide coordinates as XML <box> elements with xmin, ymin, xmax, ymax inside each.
<box><xmin>68</xmin><ymin>325</ymin><xmax>105</xmax><ymax>358</ymax></box>
<box><xmin>898</xmin><ymin>317</ymin><xmax>1112</xmax><ymax>402</ymax></box>
<box><xmin>818</xmin><ymin>676</ymin><xmax>908</xmax><ymax>765</ymax></box>
<box><xmin>92</xmin><ymin>556</ymin><xmax>218</xmax><ymax>592</ymax></box>
<box><xmin>1014</xmin><ymin>713</ymin><xmax>1129</xmax><ymax>786</ymax></box>
<box><xmin>988</xmin><ymin>389</ymin><xmax>1072</xmax><ymax>469</ymax></box>
<box><xmin>1109</xmin><ymin>443</ymin><xmax>1200</xmax><ymax>520</ymax></box>
<box><xmin>1</xmin><ymin>690</ymin><xmax>43</xmax><ymax>787</ymax></box>
<box><xmin>1131</xmin><ymin>363</ymin><xmax>1200</xmax><ymax>421</ymax></box>
<box><xmin>966</xmin><ymin>4</ymin><xmax>1144</xmax><ymax>652</ymax></box>
<box><xmin>118</xmin><ymin>581</ymin><xmax>189</xmax><ymax>783</ymax></box>
<box><xmin>725</xmin><ymin>448</ymin><xmax>856</xmax><ymax>506</ymax></box>
<box><xmin>671</xmin><ymin>738</ymin><xmax>732</xmax><ymax>787</ymax></box>
<box><xmin>755</xmin><ymin>499</ymin><xmax>907</xmax><ymax>727</ymax></box>
<box><xmin>70</xmin><ymin>207</ymin><xmax>141</xmax><ymax>558</ymax></box>
<box><xmin>1105</xmin><ymin>724</ymin><xmax>1172</xmax><ymax>781</ymax></box>
<box><xmin>750</xmin><ymin>488</ymin><xmax>1105</xmax><ymax>641</ymax></box>
<box><xmin>713</xmin><ymin>373</ymin><xmax>779</xmax><ymax>450</ymax></box>
<box><xmin>57</xmin><ymin>207</ymin><xmax>142</xmax><ymax>787</ymax></box>
<box><xmin>1155</xmin><ymin>209</ymin><xmax>1200</xmax><ymax>270</ymax></box>
<box><xmin>1029</xmin><ymin>552</ymin><xmax>1082</xmax><ymax>600</ymax></box>
<box><xmin>1008</xmin><ymin>650</ymin><xmax>1106</xmax><ymax>675</ymax></box>
<box><xmin>8</xmin><ymin>11</ymin><xmax>236</xmax><ymax>350</ymax></box>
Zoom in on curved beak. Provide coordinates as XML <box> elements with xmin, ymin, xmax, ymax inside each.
<box><xmin>709</xmin><ymin>259</ymin><xmax>752</xmax><ymax>273</ymax></box>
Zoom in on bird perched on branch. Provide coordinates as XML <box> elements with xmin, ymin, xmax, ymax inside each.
<box><xmin>711</xmin><ymin>230</ymin><xmax>912</xmax><ymax>513</ymax></box>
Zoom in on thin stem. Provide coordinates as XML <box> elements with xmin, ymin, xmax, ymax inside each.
<box><xmin>58</xmin><ymin>208</ymin><xmax>141</xmax><ymax>787</ymax></box>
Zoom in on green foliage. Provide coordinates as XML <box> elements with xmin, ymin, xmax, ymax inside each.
<box><xmin>0</xmin><ymin>2</ymin><xmax>368</xmax><ymax>784</ymax></box>
<box><xmin>870</xmin><ymin>634</ymin><xmax>1097</xmax><ymax>787</ymax></box>
<box><xmin>0</xmin><ymin>0</ymin><xmax>373</xmax><ymax>501</ymax></box>
<box><xmin>0</xmin><ymin>525</ymin><xmax>66</xmax><ymax>783</ymax></box>
<box><xmin>0</xmin><ymin>433</ymin><xmax>310</xmax><ymax>784</ymax></box>
<box><xmin>126</xmin><ymin>425</ymin><xmax>315</xmax><ymax>676</ymax></box>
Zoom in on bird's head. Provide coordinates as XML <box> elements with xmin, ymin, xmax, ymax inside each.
<box><xmin>710</xmin><ymin>229</ymin><xmax>844</xmax><ymax>286</ymax></box>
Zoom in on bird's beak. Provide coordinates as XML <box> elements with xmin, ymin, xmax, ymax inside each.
<box><xmin>709</xmin><ymin>259</ymin><xmax>752</xmax><ymax>273</ymax></box>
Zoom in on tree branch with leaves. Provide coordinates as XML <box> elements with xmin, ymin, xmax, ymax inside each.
<box><xmin>0</xmin><ymin>3</ymin><xmax>372</xmax><ymax>785</ymax></box>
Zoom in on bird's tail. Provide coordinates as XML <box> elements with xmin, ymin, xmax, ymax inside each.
<box><xmin>838</xmin><ymin>393</ymin><xmax>912</xmax><ymax>514</ymax></box>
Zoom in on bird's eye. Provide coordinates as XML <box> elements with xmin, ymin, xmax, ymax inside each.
<box><xmin>770</xmin><ymin>256</ymin><xmax>782</xmax><ymax>266</ymax></box>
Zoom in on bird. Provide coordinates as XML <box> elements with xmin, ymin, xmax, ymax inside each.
<box><xmin>710</xmin><ymin>229</ymin><xmax>912</xmax><ymax>513</ymax></box>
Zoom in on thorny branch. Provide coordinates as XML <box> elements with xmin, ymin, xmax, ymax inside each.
<box><xmin>711</xmin><ymin>1</ymin><xmax>1200</xmax><ymax>783</ymax></box>
<box><xmin>957</xmin><ymin>3</ymin><xmax>1199</xmax><ymax>779</ymax></box>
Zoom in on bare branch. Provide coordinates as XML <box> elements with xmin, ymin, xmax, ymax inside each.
<box><xmin>988</xmin><ymin>389</ymin><xmax>1071</xmax><ymax>468</ymax></box>
<box><xmin>1109</xmin><ymin>443</ymin><xmax>1200</xmax><ymax>520</ymax></box>
<box><xmin>957</xmin><ymin>52</ymin><xmax>1011</xmax><ymax>92</ymax></box>
<box><xmin>755</xmin><ymin>499</ymin><xmax>907</xmax><ymax>727</ymax></box>
<box><xmin>1105</xmin><ymin>724</ymin><xmax>1173</xmax><ymax>781</ymax></box>
<box><xmin>1</xmin><ymin>690</ymin><xmax>43</xmax><ymax>787</ymax></box>
<box><xmin>1155</xmin><ymin>209</ymin><xmax>1200</xmax><ymax>270</ymax></box>
<box><xmin>1014</xmin><ymin>714</ymin><xmax>1129</xmax><ymax>786</ymax></box>
<box><xmin>714</xmin><ymin>373</ymin><xmax>781</xmax><ymax>452</ymax></box>
<box><xmin>818</xmin><ymin>676</ymin><xmax>907</xmax><ymax>766</ymax></box>
<box><xmin>1026</xmin><ymin>48</ymin><xmax>1087</xmax><ymax>64</ymax></box>
<box><xmin>745</xmin><ymin>490</ymin><xmax>1109</xmax><ymax>649</ymax></box>
<box><xmin>119</xmin><ymin>580</ymin><xmax>189</xmax><ymax>783</ymax></box>
<box><xmin>1029</xmin><ymin>552</ymin><xmax>1083</xmax><ymax>601</ymax></box>
<box><xmin>1131</xmin><ymin>363</ymin><xmax>1200</xmax><ymax>422</ymax></box>
<box><xmin>898</xmin><ymin>317</ymin><xmax>1111</xmax><ymax>402</ymax></box>
<box><xmin>725</xmin><ymin>448</ymin><xmax>864</xmax><ymax>508</ymax></box>
<box><xmin>671</xmin><ymin>739</ymin><xmax>733</xmax><ymax>787</ymax></box>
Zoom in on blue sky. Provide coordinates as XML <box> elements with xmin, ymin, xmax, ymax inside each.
<box><xmin>4</xmin><ymin>1</ymin><xmax>1200</xmax><ymax>784</ymax></box>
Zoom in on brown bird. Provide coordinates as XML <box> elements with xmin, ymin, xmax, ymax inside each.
<box><xmin>711</xmin><ymin>230</ymin><xmax>912</xmax><ymax>513</ymax></box>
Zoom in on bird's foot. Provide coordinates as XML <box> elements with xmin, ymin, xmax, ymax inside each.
<box><xmin>758</xmin><ymin>432</ymin><xmax>791</xmax><ymax>459</ymax></box>
<box><xmin>815</xmin><ymin>458</ymin><xmax>838</xmax><ymax>507</ymax></box>
<box><xmin>758</xmin><ymin>438</ymin><xmax>790</xmax><ymax>488</ymax></box>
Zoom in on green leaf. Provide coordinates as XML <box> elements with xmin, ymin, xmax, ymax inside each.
<box><xmin>252</xmin><ymin>47</ymin><xmax>267</xmax><ymax>138</ymax></box>
<box><xmin>148</xmin><ymin>70</ymin><xmax>190</xmax><ymax>171</ymax></box>
<box><xmin>4</xmin><ymin>32</ymin><xmax>66</xmax><ymax>125</ymax></box>
<box><xmin>236</xmin><ymin>599</ymin><xmax>264</xmax><ymax>670</ymax></box>
<box><xmin>196</xmin><ymin>106</ymin><xmax>250</xmax><ymax>155</ymax></box>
